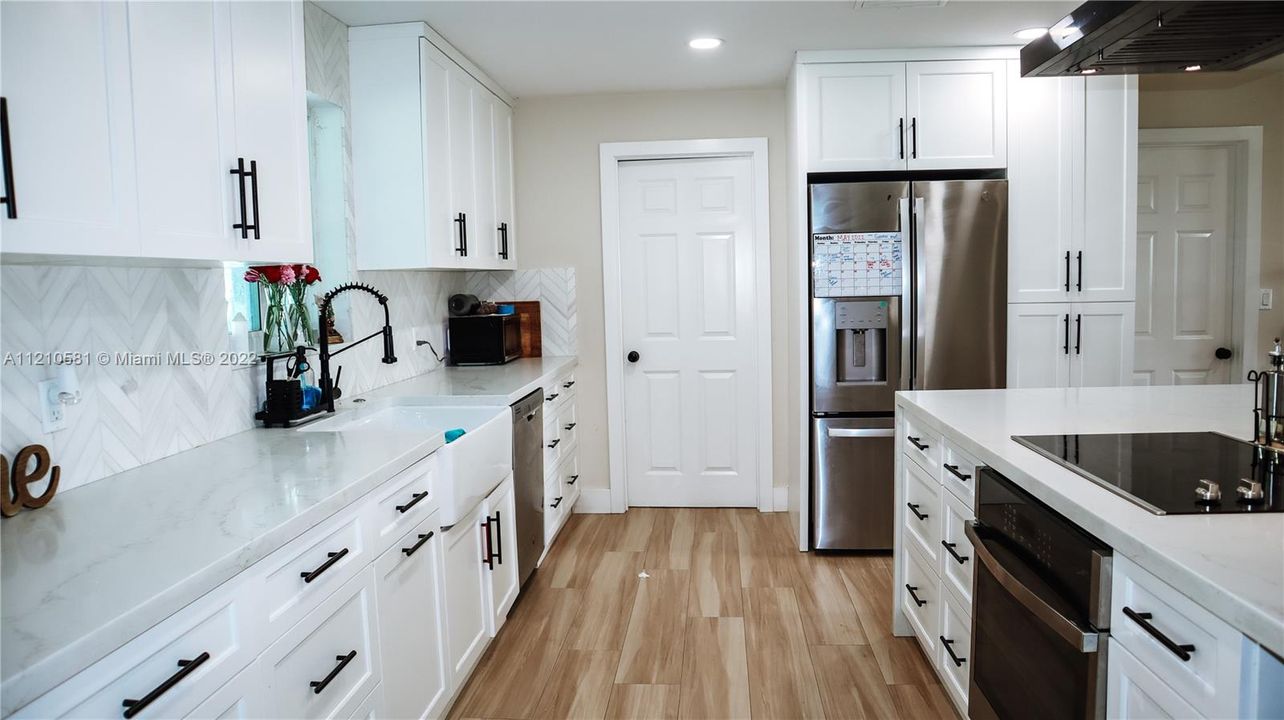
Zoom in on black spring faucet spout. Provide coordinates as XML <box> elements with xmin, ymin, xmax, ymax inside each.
<box><xmin>317</xmin><ymin>282</ymin><xmax>397</xmax><ymax>413</ymax></box>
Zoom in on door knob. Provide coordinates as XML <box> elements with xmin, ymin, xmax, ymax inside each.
<box><xmin>1215</xmin><ymin>347</ymin><xmax>1233</xmax><ymax>360</ymax></box>
<box><xmin>627</xmin><ymin>351</ymin><xmax>640</xmax><ymax>363</ymax></box>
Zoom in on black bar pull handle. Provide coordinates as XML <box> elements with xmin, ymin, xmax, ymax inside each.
<box><xmin>310</xmin><ymin>651</ymin><xmax>357</xmax><ymax>694</ymax></box>
<box><xmin>1064</xmin><ymin>251</ymin><xmax>1071</xmax><ymax>292</ymax></box>
<box><xmin>396</xmin><ymin>491</ymin><xmax>428</xmax><ymax>514</ymax></box>
<box><xmin>563</xmin><ymin>380</ymin><xmax>576</xmax><ymax>388</ymax></box>
<box><xmin>1075</xmin><ymin>314</ymin><xmax>1082</xmax><ymax>355</ymax></box>
<box><xmin>943</xmin><ymin>463</ymin><xmax>971</xmax><ymax>482</ymax></box>
<box><xmin>1076</xmin><ymin>251</ymin><xmax>1083</xmax><ymax>292</ymax></box>
<box><xmin>907</xmin><ymin>436</ymin><xmax>929</xmax><ymax>451</ymax></box>
<box><xmin>941</xmin><ymin>540</ymin><xmax>969</xmax><ymax>565</ymax></box>
<box><xmin>568</xmin><ymin>474</ymin><xmax>579</xmax><ymax>485</ymax></box>
<box><xmin>402</xmin><ymin>531</ymin><xmax>433</xmax><ymax>557</ymax></box>
<box><xmin>230</xmin><ymin>158</ymin><xmax>249</xmax><ymax>239</ymax></box>
<box><xmin>898</xmin><ymin>117</ymin><xmax>905</xmax><ymax>160</ymax></box>
<box><xmin>300</xmin><ymin>548</ymin><xmax>349</xmax><ymax>583</ymax></box>
<box><xmin>546</xmin><ymin>393</ymin><xmax>560</xmax><ymax>402</ymax></box>
<box><xmin>905</xmin><ymin>584</ymin><xmax>927</xmax><ymax>607</ymax></box>
<box><xmin>491</xmin><ymin>511</ymin><xmax>503</xmax><ymax>565</ymax></box>
<box><xmin>940</xmin><ymin>637</ymin><xmax>967</xmax><ymax>667</ymax></box>
<box><xmin>498</xmin><ymin>222</ymin><xmax>509</xmax><ymax>259</ymax></box>
<box><xmin>547</xmin><ymin>438</ymin><xmax>561</xmax><ymax>449</ymax></box>
<box><xmin>1123</xmin><ymin>607</ymin><xmax>1195</xmax><ymax>661</ymax></box>
<box><xmin>564</xmin><ymin>422</ymin><xmax>577</xmax><ymax>431</ymax></box>
<box><xmin>481</xmin><ymin>519</ymin><xmax>493</xmax><ymax>569</ymax></box>
<box><xmin>1063</xmin><ymin>313</ymin><xmax>1070</xmax><ymax>355</ymax></box>
<box><xmin>910</xmin><ymin>117</ymin><xmax>917</xmax><ymax>159</ymax></box>
<box><xmin>454</xmin><ymin>213</ymin><xmax>467</xmax><ymax>256</ymax></box>
<box><xmin>122</xmin><ymin>652</ymin><xmax>210</xmax><ymax>718</ymax></box>
<box><xmin>461</xmin><ymin>212</ymin><xmax>468</xmax><ymax>256</ymax></box>
<box><xmin>906</xmin><ymin>502</ymin><xmax>928</xmax><ymax>521</ymax></box>
<box><xmin>551</xmin><ymin>496</ymin><xmax>564</xmax><ymax>509</ymax></box>
<box><xmin>247</xmin><ymin>160</ymin><xmax>260</xmax><ymax>240</ymax></box>
<box><xmin>0</xmin><ymin>97</ymin><xmax>16</xmax><ymax>219</ymax></box>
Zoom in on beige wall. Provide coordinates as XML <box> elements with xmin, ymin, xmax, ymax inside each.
<box><xmin>1139</xmin><ymin>68</ymin><xmax>1284</xmax><ymax>358</ymax></box>
<box><xmin>512</xmin><ymin>88</ymin><xmax>789</xmax><ymax>498</ymax></box>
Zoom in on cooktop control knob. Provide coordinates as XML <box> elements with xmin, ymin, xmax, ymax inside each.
<box><xmin>1237</xmin><ymin>478</ymin><xmax>1265</xmax><ymax>503</ymax></box>
<box><xmin>1195</xmin><ymin>479</ymin><xmax>1222</xmax><ymax>503</ymax></box>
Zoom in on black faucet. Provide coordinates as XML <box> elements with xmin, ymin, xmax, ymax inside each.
<box><xmin>317</xmin><ymin>282</ymin><xmax>397</xmax><ymax>413</ymax></box>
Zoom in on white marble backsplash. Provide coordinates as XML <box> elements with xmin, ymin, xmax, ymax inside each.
<box><xmin>463</xmin><ymin>268</ymin><xmax>579</xmax><ymax>356</ymax></box>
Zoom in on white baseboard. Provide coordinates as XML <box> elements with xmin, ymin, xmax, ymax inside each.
<box><xmin>574</xmin><ymin>488</ymin><xmax>614</xmax><ymax>514</ymax></box>
<box><xmin>773</xmin><ymin>485</ymin><xmax>789</xmax><ymax>512</ymax></box>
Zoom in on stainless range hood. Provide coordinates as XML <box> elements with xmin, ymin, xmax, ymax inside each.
<box><xmin>1021</xmin><ymin>1</ymin><xmax>1284</xmax><ymax>77</ymax></box>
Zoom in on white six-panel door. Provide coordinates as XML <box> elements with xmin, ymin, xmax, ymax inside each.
<box><xmin>1134</xmin><ymin>144</ymin><xmax>1235</xmax><ymax>385</ymax></box>
<box><xmin>618</xmin><ymin>156</ymin><xmax>759</xmax><ymax>507</ymax></box>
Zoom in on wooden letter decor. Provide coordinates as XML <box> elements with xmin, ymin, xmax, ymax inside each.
<box><xmin>1</xmin><ymin>444</ymin><xmax>60</xmax><ymax>517</ymax></box>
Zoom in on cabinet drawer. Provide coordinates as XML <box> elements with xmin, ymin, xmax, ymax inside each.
<box><xmin>936</xmin><ymin>586</ymin><xmax>971</xmax><ymax>715</ymax></box>
<box><xmin>545</xmin><ymin>474</ymin><xmax>569</xmax><ymax>542</ymax></box>
<box><xmin>559</xmin><ymin>452</ymin><xmax>581</xmax><ymax>508</ymax></box>
<box><xmin>939</xmin><ymin>438</ymin><xmax>978</xmax><ymax>506</ymax></box>
<box><xmin>187</xmin><ymin>657</ymin><xmax>268</xmax><ymax>720</ymax></box>
<box><xmin>543</xmin><ymin>417</ymin><xmax>564</xmax><ymax>471</ymax></box>
<box><xmin>558</xmin><ymin>403</ymin><xmax>579</xmax><ymax>454</ymax></box>
<box><xmin>1107</xmin><ymin>641</ymin><xmax>1203</xmax><ymax>719</ymax></box>
<box><xmin>14</xmin><ymin>585</ymin><xmax>255</xmax><ymax>720</ymax></box>
<box><xmin>939</xmin><ymin>489</ymin><xmax>974</xmax><ymax>606</ymax></box>
<box><xmin>263</xmin><ymin>568</ymin><xmax>381</xmax><ymax>720</ymax></box>
<box><xmin>902</xmin><ymin>412</ymin><xmax>942</xmax><ymax>475</ymax></box>
<box><xmin>543</xmin><ymin>376</ymin><xmax>572</xmax><ymax>414</ymax></box>
<box><xmin>900</xmin><ymin>543</ymin><xmax>940</xmax><ymax>659</ymax></box>
<box><xmin>902</xmin><ymin>458</ymin><xmax>941</xmax><ymax>565</ymax></box>
<box><xmin>256</xmin><ymin>506</ymin><xmax>369</xmax><ymax>636</ymax></box>
<box><xmin>1111</xmin><ymin>556</ymin><xmax>1241</xmax><ymax>718</ymax></box>
<box><xmin>369</xmin><ymin>453</ymin><xmax>438</xmax><ymax>556</ymax></box>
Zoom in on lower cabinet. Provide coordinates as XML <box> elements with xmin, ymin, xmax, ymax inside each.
<box><xmin>374</xmin><ymin>512</ymin><xmax>449</xmax><ymax>720</ymax></box>
<box><xmin>441</xmin><ymin>501</ymin><xmax>490</xmax><ymax>692</ymax></box>
<box><xmin>483</xmin><ymin>475</ymin><xmax>520</xmax><ymax>636</ymax></box>
<box><xmin>1108</xmin><ymin>641</ymin><xmax>1202</xmax><ymax>719</ymax></box>
<box><xmin>1007</xmin><ymin>301</ymin><xmax>1135</xmax><ymax>388</ymax></box>
<box><xmin>188</xmin><ymin>658</ymin><xmax>268</xmax><ymax>720</ymax></box>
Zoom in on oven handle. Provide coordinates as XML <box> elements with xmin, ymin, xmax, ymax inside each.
<box><xmin>965</xmin><ymin>522</ymin><xmax>1100</xmax><ymax>653</ymax></box>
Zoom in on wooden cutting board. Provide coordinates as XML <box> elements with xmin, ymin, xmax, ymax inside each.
<box><xmin>501</xmin><ymin>300</ymin><xmax>541</xmax><ymax>357</ymax></box>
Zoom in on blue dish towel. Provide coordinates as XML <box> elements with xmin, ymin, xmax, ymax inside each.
<box><xmin>445</xmin><ymin>428</ymin><xmax>466</xmax><ymax>444</ymax></box>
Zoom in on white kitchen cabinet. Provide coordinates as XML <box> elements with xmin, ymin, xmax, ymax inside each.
<box><xmin>1108</xmin><ymin>642</ymin><xmax>1204</xmax><ymax>720</ymax></box>
<box><xmin>493</xmin><ymin>98</ymin><xmax>516</xmax><ymax>266</ymax></box>
<box><xmin>374</xmin><ymin>513</ymin><xmax>450</xmax><ymax>720</ymax></box>
<box><xmin>1007</xmin><ymin>301</ymin><xmax>1134</xmax><ymax>388</ymax></box>
<box><xmin>350</xmin><ymin>24</ymin><xmax>515</xmax><ymax>271</ymax></box>
<box><xmin>441</xmin><ymin>500</ymin><xmax>490</xmax><ymax>692</ymax></box>
<box><xmin>188</xmin><ymin>658</ymin><xmax>270</xmax><ymax>720</ymax></box>
<box><xmin>906</xmin><ymin>60</ymin><xmax>1006</xmax><ymax>170</ymax></box>
<box><xmin>803</xmin><ymin>63</ymin><xmax>907</xmax><ymax>172</ymax></box>
<box><xmin>0</xmin><ymin>1</ymin><xmax>139</xmax><ymax>257</ymax></box>
<box><xmin>1008</xmin><ymin>64</ymin><xmax>1137</xmax><ymax>304</ymax></box>
<box><xmin>802</xmin><ymin>60</ymin><xmax>1006</xmax><ymax>173</ymax></box>
<box><xmin>483</xmin><ymin>475</ymin><xmax>520</xmax><ymax>636</ymax></box>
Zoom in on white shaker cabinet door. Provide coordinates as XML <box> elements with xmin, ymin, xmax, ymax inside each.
<box><xmin>906</xmin><ymin>60</ymin><xmax>1007</xmax><ymax>171</ymax></box>
<box><xmin>227</xmin><ymin>0</ymin><xmax>312</xmax><ymax>263</ymax></box>
<box><xmin>1070</xmin><ymin>302</ymin><xmax>1135</xmax><ymax>388</ymax></box>
<box><xmin>441</xmin><ymin>501</ymin><xmax>489</xmax><ymax>691</ymax></box>
<box><xmin>484</xmin><ymin>475</ymin><xmax>520</xmax><ymax>636</ymax></box>
<box><xmin>129</xmin><ymin>1</ymin><xmax>238</xmax><ymax>261</ymax></box>
<box><xmin>1008</xmin><ymin>64</ymin><xmax>1082</xmax><ymax>303</ymax></box>
<box><xmin>1108</xmin><ymin>641</ymin><xmax>1203</xmax><ymax>720</ymax></box>
<box><xmin>374</xmin><ymin>515</ymin><xmax>450</xmax><ymax>720</ymax></box>
<box><xmin>493</xmin><ymin>98</ymin><xmax>515</xmax><ymax>266</ymax></box>
<box><xmin>470</xmin><ymin>86</ymin><xmax>498</xmax><ymax>269</ymax></box>
<box><xmin>803</xmin><ymin>62</ymin><xmax>907</xmax><ymax>172</ymax></box>
<box><xmin>1007</xmin><ymin>303</ymin><xmax>1072</xmax><ymax>388</ymax></box>
<box><xmin>446</xmin><ymin>67</ymin><xmax>476</xmax><ymax>268</ymax></box>
<box><xmin>0</xmin><ymin>1</ymin><xmax>139</xmax><ymax>257</ymax></box>
<box><xmin>1079</xmin><ymin>75</ymin><xmax>1137</xmax><ymax>303</ymax></box>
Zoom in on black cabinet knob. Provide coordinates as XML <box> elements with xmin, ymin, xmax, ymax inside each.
<box><xmin>627</xmin><ymin>351</ymin><xmax>640</xmax><ymax>363</ymax></box>
<box><xmin>1215</xmin><ymin>347</ymin><xmax>1233</xmax><ymax>360</ymax></box>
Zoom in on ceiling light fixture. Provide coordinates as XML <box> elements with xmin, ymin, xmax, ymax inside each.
<box><xmin>1080</xmin><ymin>67</ymin><xmax>1099</xmax><ymax>75</ymax></box>
<box><xmin>689</xmin><ymin>37</ymin><xmax>723</xmax><ymax>50</ymax></box>
<box><xmin>1013</xmin><ymin>27</ymin><xmax>1048</xmax><ymax>41</ymax></box>
<box><xmin>1185</xmin><ymin>64</ymin><xmax>1202</xmax><ymax>72</ymax></box>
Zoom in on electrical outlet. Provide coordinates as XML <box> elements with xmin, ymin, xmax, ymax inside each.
<box><xmin>38</xmin><ymin>380</ymin><xmax>66</xmax><ymax>433</ymax></box>
<box><xmin>1261</xmin><ymin>289</ymin><xmax>1273</xmax><ymax>311</ymax></box>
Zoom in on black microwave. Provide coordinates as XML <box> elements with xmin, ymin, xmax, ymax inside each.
<box><xmin>448</xmin><ymin>314</ymin><xmax>521</xmax><ymax>365</ymax></box>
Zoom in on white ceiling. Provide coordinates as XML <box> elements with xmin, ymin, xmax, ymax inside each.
<box><xmin>316</xmin><ymin>1</ymin><xmax>1080</xmax><ymax>97</ymax></box>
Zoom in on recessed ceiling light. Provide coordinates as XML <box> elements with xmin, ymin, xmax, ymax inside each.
<box><xmin>689</xmin><ymin>37</ymin><xmax>723</xmax><ymax>50</ymax></box>
<box><xmin>1080</xmin><ymin>68</ymin><xmax>1099</xmax><ymax>75</ymax></box>
<box><xmin>1185</xmin><ymin>64</ymin><xmax>1202</xmax><ymax>72</ymax></box>
<box><xmin>1013</xmin><ymin>27</ymin><xmax>1048</xmax><ymax>41</ymax></box>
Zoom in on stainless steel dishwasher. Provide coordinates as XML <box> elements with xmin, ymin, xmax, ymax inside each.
<box><xmin>511</xmin><ymin>389</ymin><xmax>545</xmax><ymax>588</ymax></box>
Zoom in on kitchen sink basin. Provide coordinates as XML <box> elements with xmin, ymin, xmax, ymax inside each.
<box><xmin>300</xmin><ymin>404</ymin><xmax>512</xmax><ymax>526</ymax></box>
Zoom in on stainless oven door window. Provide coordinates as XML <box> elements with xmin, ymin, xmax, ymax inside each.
<box><xmin>967</xmin><ymin>525</ymin><xmax>1107</xmax><ymax>720</ymax></box>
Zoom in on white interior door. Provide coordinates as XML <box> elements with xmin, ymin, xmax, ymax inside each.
<box><xmin>618</xmin><ymin>156</ymin><xmax>759</xmax><ymax>507</ymax></box>
<box><xmin>1134</xmin><ymin>143</ymin><xmax>1234</xmax><ymax>385</ymax></box>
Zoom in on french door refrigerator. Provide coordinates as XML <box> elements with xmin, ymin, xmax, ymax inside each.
<box><xmin>810</xmin><ymin>179</ymin><xmax>1007</xmax><ymax>550</ymax></box>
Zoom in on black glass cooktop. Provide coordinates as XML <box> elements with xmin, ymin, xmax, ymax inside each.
<box><xmin>1013</xmin><ymin>432</ymin><xmax>1284</xmax><ymax>515</ymax></box>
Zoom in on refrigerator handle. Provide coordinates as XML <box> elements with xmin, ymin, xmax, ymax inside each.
<box><xmin>899</xmin><ymin>197</ymin><xmax>914</xmax><ymax>391</ymax></box>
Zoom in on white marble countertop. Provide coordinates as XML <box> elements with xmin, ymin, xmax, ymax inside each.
<box><xmin>0</xmin><ymin>356</ymin><xmax>576</xmax><ymax>714</ymax></box>
<box><xmin>896</xmin><ymin>384</ymin><xmax>1284</xmax><ymax>657</ymax></box>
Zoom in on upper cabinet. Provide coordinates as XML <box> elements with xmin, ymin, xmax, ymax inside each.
<box><xmin>802</xmin><ymin>59</ymin><xmax>1006</xmax><ymax>173</ymax></box>
<box><xmin>1008</xmin><ymin>63</ymin><xmax>1137</xmax><ymax>304</ymax></box>
<box><xmin>350</xmin><ymin>24</ymin><xmax>516</xmax><ymax>271</ymax></box>
<box><xmin>0</xmin><ymin>0</ymin><xmax>312</xmax><ymax>263</ymax></box>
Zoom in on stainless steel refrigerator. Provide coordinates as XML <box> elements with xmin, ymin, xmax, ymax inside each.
<box><xmin>810</xmin><ymin>179</ymin><xmax>1006</xmax><ymax>550</ymax></box>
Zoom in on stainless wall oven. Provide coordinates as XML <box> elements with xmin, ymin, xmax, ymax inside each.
<box><xmin>967</xmin><ymin>467</ymin><xmax>1112</xmax><ymax>720</ymax></box>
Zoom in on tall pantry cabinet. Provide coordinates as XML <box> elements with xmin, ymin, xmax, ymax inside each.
<box><xmin>349</xmin><ymin>24</ymin><xmax>517</xmax><ymax>271</ymax></box>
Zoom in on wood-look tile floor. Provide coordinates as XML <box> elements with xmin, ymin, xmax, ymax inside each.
<box><xmin>449</xmin><ymin>508</ymin><xmax>956</xmax><ymax>720</ymax></box>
